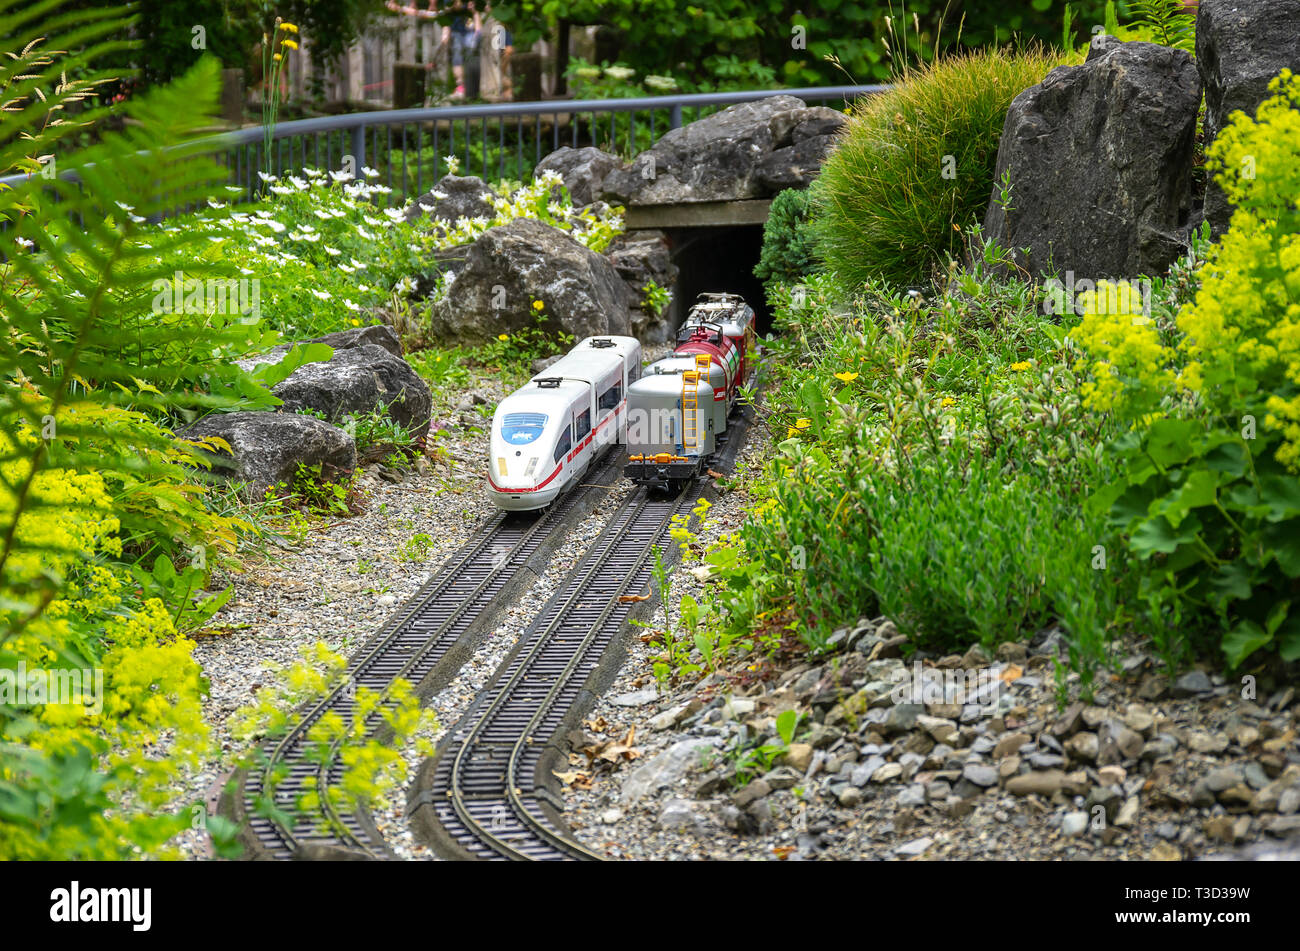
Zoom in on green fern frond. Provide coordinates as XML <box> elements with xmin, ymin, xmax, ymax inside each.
<box><xmin>1126</xmin><ymin>0</ymin><xmax>1196</xmax><ymax>53</ymax></box>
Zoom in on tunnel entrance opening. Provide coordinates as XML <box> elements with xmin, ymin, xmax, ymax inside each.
<box><xmin>663</xmin><ymin>225</ymin><xmax>772</xmax><ymax>337</ymax></box>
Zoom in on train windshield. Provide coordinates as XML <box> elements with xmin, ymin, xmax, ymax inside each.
<box><xmin>501</xmin><ymin>412</ymin><xmax>547</xmax><ymax>445</ymax></box>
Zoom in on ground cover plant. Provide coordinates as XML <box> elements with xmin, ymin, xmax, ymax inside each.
<box><xmin>676</xmin><ymin>37</ymin><xmax>1299</xmax><ymax>703</ymax></box>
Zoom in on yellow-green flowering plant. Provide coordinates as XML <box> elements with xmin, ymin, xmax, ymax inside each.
<box><xmin>1082</xmin><ymin>70</ymin><xmax>1300</xmax><ymax>669</ymax></box>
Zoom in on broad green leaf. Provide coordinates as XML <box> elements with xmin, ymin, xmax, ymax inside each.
<box><xmin>1222</xmin><ymin>619</ymin><xmax>1271</xmax><ymax>668</ymax></box>
<box><xmin>1145</xmin><ymin>418</ymin><xmax>1200</xmax><ymax>469</ymax></box>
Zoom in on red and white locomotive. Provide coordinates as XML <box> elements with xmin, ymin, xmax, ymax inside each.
<box><xmin>488</xmin><ymin>335</ymin><xmax>642</xmax><ymax>510</ymax></box>
<box><xmin>623</xmin><ymin>293</ymin><xmax>757</xmax><ymax>490</ymax></box>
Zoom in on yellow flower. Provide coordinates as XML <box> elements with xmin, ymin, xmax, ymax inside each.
<box><xmin>1010</xmin><ymin>361</ymin><xmax>1031</xmax><ymax>372</ymax></box>
<box><xmin>834</xmin><ymin>371</ymin><xmax>859</xmax><ymax>383</ymax></box>
<box><xmin>941</xmin><ymin>397</ymin><xmax>955</xmax><ymax>407</ymax></box>
<box><xmin>282</xmin><ymin>39</ymin><xmax>298</xmax><ymax>50</ymax></box>
<box><xmin>497</xmin><ymin>334</ymin><xmax>510</xmax><ymax>341</ymax></box>
<box><xmin>531</xmin><ymin>299</ymin><xmax>544</xmax><ymax>311</ymax></box>
<box><xmin>280</xmin><ymin>22</ymin><xmax>298</xmax><ymax>33</ymax></box>
<box><xmin>350</xmin><ymin>319</ymin><xmax>360</xmax><ymax>326</ymax></box>
<box><xmin>795</xmin><ymin>418</ymin><xmax>811</xmax><ymax>429</ymax></box>
<box><xmin>787</xmin><ymin>427</ymin><xmax>799</xmax><ymax>438</ymax></box>
<box><xmin>273</xmin><ymin>53</ymin><xmax>282</xmax><ymax>61</ymax></box>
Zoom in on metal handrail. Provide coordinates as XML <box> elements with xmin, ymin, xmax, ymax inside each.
<box><xmin>0</xmin><ymin>85</ymin><xmax>886</xmax><ymax>202</ymax></box>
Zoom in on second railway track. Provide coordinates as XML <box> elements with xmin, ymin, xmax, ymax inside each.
<box><xmin>411</xmin><ymin>400</ymin><xmax>757</xmax><ymax>861</ymax></box>
<box><xmin>223</xmin><ymin>453</ymin><xmax>623</xmax><ymax>860</ymax></box>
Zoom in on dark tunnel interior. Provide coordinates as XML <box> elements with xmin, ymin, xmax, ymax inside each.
<box><xmin>664</xmin><ymin>225</ymin><xmax>772</xmax><ymax>337</ymax></box>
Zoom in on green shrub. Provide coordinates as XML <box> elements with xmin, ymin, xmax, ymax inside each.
<box><xmin>1080</xmin><ymin>71</ymin><xmax>1300</xmax><ymax>670</ymax></box>
<box><xmin>754</xmin><ymin>188</ymin><xmax>819</xmax><ymax>305</ymax></box>
<box><xmin>809</xmin><ymin>46</ymin><xmax>1075</xmax><ymax>290</ymax></box>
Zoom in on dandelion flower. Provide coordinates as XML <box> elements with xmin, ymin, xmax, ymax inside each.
<box><xmin>498</xmin><ymin>334</ymin><xmax>510</xmax><ymax>341</ymax></box>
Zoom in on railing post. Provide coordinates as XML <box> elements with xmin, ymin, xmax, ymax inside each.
<box><xmin>351</xmin><ymin>124</ymin><xmax>366</xmax><ymax>171</ymax></box>
<box><xmin>670</xmin><ymin>103</ymin><xmax>683</xmax><ymax>130</ymax></box>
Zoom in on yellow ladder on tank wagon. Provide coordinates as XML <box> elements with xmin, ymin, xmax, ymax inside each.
<box><xmin>681</xmin><ymin>370</ymin><xmax>700</xmax><ymax>451</ymax></box>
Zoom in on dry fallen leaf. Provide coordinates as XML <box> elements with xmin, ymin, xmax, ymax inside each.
<box><xmin>773</xmin><ymin>846</ymin><xmax>795</xmax><ymax>860</ymax></box>
<box><xmin>1000</xmin><ymin>664</ymin><xmax>1023</xmax><ymax>683</ymax></box>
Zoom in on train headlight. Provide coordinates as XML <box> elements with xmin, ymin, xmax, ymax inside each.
<box><xmin>497</xmin><ymin>457</ymin><xmax>508</xmax><ymax>477</ymax></box>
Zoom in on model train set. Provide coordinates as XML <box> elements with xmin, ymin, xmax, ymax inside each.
<box><xmin>488</xmin><ymin>293</ymin><xmax>758</xmax><ymax>509</ymax></box>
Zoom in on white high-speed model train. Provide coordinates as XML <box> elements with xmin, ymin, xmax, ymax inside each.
<box><xmin>487</xmin><ymin>335</ymin><xmax>642</xmax><ymax>510</ymax></box>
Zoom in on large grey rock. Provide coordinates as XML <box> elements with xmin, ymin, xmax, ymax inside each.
<box><xmin>235</xmin><ymin>324</ymin><xmax>403</xmax><ymax>374</ymax></box>
<box><xmin>271</xmin><ymin>344</ymin><xmax>433</xmax><ymax>433</ymax></box>
<box><xmin>180</xmin><ymin>411</ymin><xmax>356</xmax><ymax>502</ymax></box>
<box><xmin>599</xmin><ymin>95</ymin><xmax>809</xmax><ymax>205</ymax></box>
<box><xmin>1196</xmin><ymin>0</ymin><xmax>1300</xmax><ymax>234</ymax></box>
<box><xmin>604</xmin><ymin>229</ymin><xmax>679</xmax><ymax>342</ymax></box>
<box><xmin>534</xmin><ymin>146</ymin><xmax>621</xmax><ymax>207</ymax></box>
<box><xmin>983</xmin><ymin>41</ymin><xmax>1201</xmax><ymax>280</ymax></box>
<box><xmin>428</xmin><ymin>218</ymin><xmax>632</xmax><ymax>344</ymax></box>
<box><xmin>403</xmin><ymin>174</ymin><xmax>496</xmax><ymax>225</ymax></box>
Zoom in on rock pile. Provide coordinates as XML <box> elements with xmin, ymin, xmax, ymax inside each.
<box><xmin>567</xmin><ymin>617</ymin><xmax>1300</xmax><ymax>860</ymax></box>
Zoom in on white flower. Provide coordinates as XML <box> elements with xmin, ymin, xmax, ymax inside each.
<box><xmin>344</xmin><ymin>299</ymin><xmax>361</xmax><ymax>311</ymax></box>
<box><xmin>329</xmin><ymin>169</ymin><xmax>354</xmax><ymax>183</ymax></box>
<box><xmin>257</xmin><ymin>171</ymin><xmax>278</xmax><ymax>183</ymax></box>
<box><xmin>324</xmin><ymin>245</ymin><xmax>341</xmax><ymax>256</ymax></box>
<box><xmin>269</xmin><ymin>184</ymin><xmax>294</xmax><ymax>195</ymax></box>
<box><xmin>538</xmin><ymin>169</ymin><xmax>563</xmax><ymax>186</ymax></box>
<box><xmin>350</xmin><ymin>257</ymin><xmax>366</xmax><ymax>269</ymax></box>
<box><xmin>356</xmin><ymin>226</ymin><xmax>374</xmax><ymax>240</ymax></box>
<box><xmin>338</xmin><ymin>262</ymin><xmax>355</xmax><ymax>274</ymax></box>
<box><xmin>314</xmin><ymin>209</ymin><xmax>332</xmax><ymax>220</ymax></box>
<box><xmin>310</xmin><ymin>289</ymin><xmax>332</xmax><ymax>300</ymax></box>
<box><xmin>357</xmin><ymin>284</ymin><xmax>370</xmax><ymax>292</ymax></box>
<box><xmin>115</xmin><ymin>200</ymin><xmax>136</xmax><ymax>212</ymax></box>
<box><xmin>288</xmin><ymin>175</ymin><xmax>309</xmax><ymax>191</ymax></box>
<box><xmin>362</xmin><ymin>166</ymin><xmax>380</xmax><ymax>179</ymax></box>
<box><xmin>128</xmin><ymin>213</ymin><xmax>146</xmax><ymax>223</ymax></box>
<box><xmin>369</xmin><ymin>184</ymin><xmax>392</xmax><ymax>195</ymax></box>
<box><xmin>15</xmin><ymin>237</ymin><xmax>34</xmax><ymax>249</ymax></box>
<box><xmin>207</xmin><ymin>198</ymin><xmax>227</xmax><ymax>209</ymax></box>
<box><xmin>382</xmin><ymin>207</ymin><xmax>404</xmax><ymax>221</ymax></box>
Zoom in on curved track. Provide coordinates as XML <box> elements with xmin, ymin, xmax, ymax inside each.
<box><xmin>235</xmin><ymin>454</ymin><xmax>620</xmax><ymax>860</ymax></box>
<box><xmin>423</xmin><ymin>491</ymin><xmax>689</xmax><ymax>859</ymax></box>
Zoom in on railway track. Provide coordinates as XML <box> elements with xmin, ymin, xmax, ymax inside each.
<box><xmin>412</xmin><ymin>401</ymin><xmax>757</xmax><ymax>861</ymax></box>
<box><xmin>415</xmin><ymin>490</ymin><xmax>690</xmax><ymax>859</ymax></box>
<box><xmin>229</xmin><ymin>453</ymin><xmax>620</xmax><ymax>860</ymax></box>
